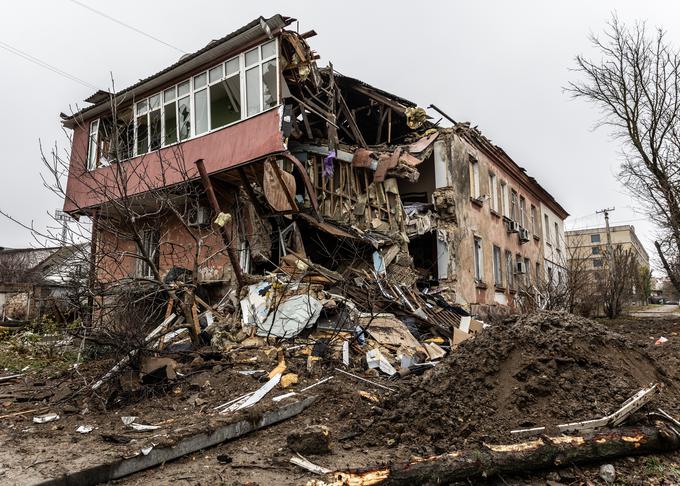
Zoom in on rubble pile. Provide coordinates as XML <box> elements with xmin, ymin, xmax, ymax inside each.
<box><xmin>361</xmin><ymin>311</ymin><xmax>666</xmax><ymax>452</ymax></box>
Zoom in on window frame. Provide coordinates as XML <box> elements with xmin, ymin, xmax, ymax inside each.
<box><xmin>492</xmin><ymin>245</ymin><xmax>502</xmax><ymax>286</ymax></box>
<box><xmin>530</xmin><ymin>205</ymin><xmax>537</xmax><ymax>235</ymax></box>
<box><xmin>489</xmin><ymin>172</ymin><xmax>498</xmax><ymax>212</ymax></box>
<box><xmin>473</xmin><ymin>236</ymin><xmax>484</xmax><ymax>282</ymax></box>
<box><xmin>469</xmin><ymin>156</ymin><xmax>480</xmax><ymax>200</ymax></box>
<box><xmin>129</xmin><ymin>38</ymin><xmax>278</xmax><ymax>159</ymax></box>
<box><xmin>86</xmin><ymin>119</ymin><xmax>100</xmax><ymax>171</ymax></box>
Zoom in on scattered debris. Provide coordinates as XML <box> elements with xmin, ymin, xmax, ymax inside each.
<box><xmin>76</xmin><ymin>425</ymin><xmax>93</xmax><ymax>434</ymax></box>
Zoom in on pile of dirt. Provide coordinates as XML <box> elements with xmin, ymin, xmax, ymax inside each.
<box><xmin>359</xmin><ymin>311</ymin><xmax>673</xmax><ymax>454</ymax></box>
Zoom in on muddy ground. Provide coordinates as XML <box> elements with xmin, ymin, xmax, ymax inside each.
<box><xmin>1</xmin><ymin>312</ymin><xmax>679</xmax><ymax>485</ymax></box>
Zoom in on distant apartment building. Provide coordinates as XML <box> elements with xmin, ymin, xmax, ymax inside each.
<box><xmin>540</xmin><ymin>202</ymin><xmax>567</xmax><ymax>286</ymax></box>
<box><xmin>565</xmin><ymin>225</ymin><xmax>650</xmax><ymax>270</ymax></box>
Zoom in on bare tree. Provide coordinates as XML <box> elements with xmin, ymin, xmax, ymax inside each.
<box><xmin>569</xmin><ymin>15</ymin><xmax>680</xmax><ymax>294</ymax></box>
<box><xmin>638</xmin><ymin>264</ymin><xmax>653</xmax><ymax>305</ymax></box>
<box><xmin>1</xmin><ymin>91</ymin><xmax>243</xmax><ymax>351</ymax></box>
<box><xmin>596</xmin><ymin>245</ymin><xmax>639</xmax><ymax>318</ymax></box>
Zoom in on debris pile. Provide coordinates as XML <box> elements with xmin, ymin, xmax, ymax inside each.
<box><xmin>361</xmin><ymin>311</ymin><xmax>667</xmax><ymax>452</ymax></box>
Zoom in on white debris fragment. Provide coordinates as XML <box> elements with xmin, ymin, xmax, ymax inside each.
<box><xmin>129</xmin><ymin>423</ymin><xmax>161</xmax><ymax>432</ymax></box>
<box><xmin>76</xmin><ymin>425</ymin><xmax>93</xmax><ymax>434</ymax></box>
<box><xmin>33</xmin><ymin>413</ymin><xmax>59</xmax><ymax>424</ymax></box>
<box><xmin>121</xmin><ymin>416</ymin><xmax>137</xmax><ymax>425</ymax></box>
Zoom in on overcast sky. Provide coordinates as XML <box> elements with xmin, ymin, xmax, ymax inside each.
<box><xmin>0</xmin><ymin>0</ymin><xmax>677</xmax><ymax>270</ymax></box>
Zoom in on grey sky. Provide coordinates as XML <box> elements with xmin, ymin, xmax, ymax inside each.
<box><xmin>0</xmin><ymin>0</ymin><xmax>677</xmax><ymax>270</ymax></box>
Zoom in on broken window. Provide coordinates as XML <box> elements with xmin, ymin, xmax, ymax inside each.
<box><xmin>262</xmin><ymin>58</ymin><xmax>277</xmax><ymax>110</ymax></box>
<box><xmin>592</xmin><ymin>246</ymin><xmax>601</xmax><ymax>255</ymax></box>
<box><xmin>163</xmin><ymin>87</ymin><xmax>178</xmax><ymax>145</ymax></box>
<box><xmin>544</xmin><ymin>214</ymin><xmax>551</xmax><ymax>244</ymax></box>
<box><xmin>493</xmin><ymin>245</ymin><xmax>502</xmax><ymax>286</ymax></box>
<box><xmin>510</xmin><ymin>189</ymin><xmax>518</xmax><ymax>221</ymax></box>
<box><xmin>554</xmin><ymin>222</ymin><xmax>560</xmax><ymax>250</ymax></box>
<box><xmin>135</xmin><ymin>101</ymin><xmax>148</xmax><ymax>155</ymax></box>
<box><xmin>178</xmin><ymin>94</ymin><xmax>191</xmax><ymax>141</ymax></box>
<box><xmin>473</xmin><ymin>236</ymin><xmax>484</xmax><ymax>282</ymax></box>
<box><xmin>519</xmin><ymin>196</ymin><xmax>526</xmax><ymax>227</ymax></box>
<box><xmin>469</xmin><ymin>156</ymin><xmax>480</xmax><ymax>199</ymax></box>
<box><xmin>535</xmin><ymin>262</ymin><xmax>541</xmax><ymax>282</ymax></box>
<box><xmin>122</xmin><ymin>39</ymin><xmax>277</xmax><ymax>155</ymax></box>
<box><xmin>210</xmin><ymin>74</ymin><xmax>241</xmax><ymax>129</ymax></box>
<box><xmin>593</xmin><ymin>258</ymin><xmax>603</xmax><ymax>268</ymax></box>
<box><xmin>530</xmin><ymin>205</ymin><xmax>537</xmax><ymax>235</ymax></box>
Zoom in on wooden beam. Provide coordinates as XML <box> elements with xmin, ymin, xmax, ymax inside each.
<box><xmin>195</xmin><ymin>159</ymin><xmax>244</xmax><ymax>288</ymax></box>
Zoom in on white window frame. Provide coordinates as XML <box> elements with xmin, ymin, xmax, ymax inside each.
<box><xmin>489</xmin><ymin>173</ymin><xmax>498</xmax><ymax>212</ymax></box>
<box><xmin>132</xmin><ymin>38</ymin><xmax>279</xmax><ymax>158</ymax></box>
<box><xmin>544</xmin><ymin>214</ymin><xmax>551</xmax><ymax>245</ymax></box>
<box><xmin>469</xmin><ymin>157</ymin><xmax>480</xmax><ymax>199</ymax></box>
<box><xmin>519</xmin><ymin>196</ymin><xmax>526</xmax><ymax>227</ymax></box>
<box><xmin>501</xmin><ymin>182</ymin><xmax>509</xmax><ymax>217</ymax></box>
<box><xmin>86</xmin><ymin>119</ymin><xmax>100</xmax><ymax>171</ymax></box>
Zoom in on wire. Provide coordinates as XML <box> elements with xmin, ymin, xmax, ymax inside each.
<box><xmin>68</xmin><ymin>0</ymin><xmax>187</xmax><ymax>54</ymax></box>
<box><xmin>0</xmin><ymin>40</ymin><xmax>101</xmax><ymax>91</ymax></box>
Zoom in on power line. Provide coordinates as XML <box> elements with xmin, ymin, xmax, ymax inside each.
<box><xmin>0</xmin><ymin>40</ymin><xmax>101</xmax><ymax>91</ymax></box>
<box><xmin>68</xmin><ymin>0</ymin><xmax>187</xmax><ymax>54</ymax></box>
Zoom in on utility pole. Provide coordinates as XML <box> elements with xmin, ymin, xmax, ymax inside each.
<box><xmin>54</xmin><ymin>210</ymin><xmax>71</xmax><ymax>244</ymax></box>
<box><xmin>596</xmin><ymin>207</ymin><xmax>615</xmax><ymax>267</ymax></box>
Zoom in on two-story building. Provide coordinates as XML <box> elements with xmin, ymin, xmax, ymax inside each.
<box><xmin>60</xmin><ymin>14</ymin><xmax>568</xmax><ymax>318</ymax></box>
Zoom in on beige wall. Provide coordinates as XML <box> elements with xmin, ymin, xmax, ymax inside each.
<box><xmin>565</xmin><ymin>225</ymin><xmax>649</xmax><ymax>270</ymax></box>
<box><xmin>433</xmin><ymin>133</ymin><xmax>548</xmax><ymax>308</ymax></box>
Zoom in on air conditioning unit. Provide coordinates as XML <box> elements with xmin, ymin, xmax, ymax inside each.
<box><xmin>516</xmin><ymin>260</ymin><xmax>527</xmax><ymax>274</ymax></box>
<box><xmin>519</xmin><ymin>228</ymin><xmax>530</xmax><ymax>242</ymax></box>
<box><xmin>188</xmin><ymin>206</ymin><xmax>211</xmax><ymax>227</ymax></box>
<box><xmin>506</xmin><ymin>220</ymin><xmax>520</xmax><ymax>234</ymax></box>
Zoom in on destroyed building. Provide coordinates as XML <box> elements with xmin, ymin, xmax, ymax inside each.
<box><xmin>60</xmin><ymin>14</ymin><xmax>568</xmax><ymax>321</ymax></box>
<box><xmin>0</xmin><ymin>245</ymin><xmax>87</xmax><ymax>321</ymax></box>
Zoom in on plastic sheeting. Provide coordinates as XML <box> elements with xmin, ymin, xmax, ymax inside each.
<box><xmin>256</xmin><ymin>294</ymin><xmax>322</xmax><ymax>338</ymax></box>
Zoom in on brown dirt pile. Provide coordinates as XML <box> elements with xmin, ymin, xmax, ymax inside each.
<box><xmin>360</xmin><ymin>311</ymin><xmax>672</xmax><ymax>453</ymax></box>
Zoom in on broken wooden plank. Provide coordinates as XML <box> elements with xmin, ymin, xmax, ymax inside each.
<box><xmin>290</xmin><ymin>454</ymin><xmax>330</xmax><ymax>475</ymax></box>
<box><xmin>33</xmin><ymin>397</ymin><xmax>317</xmax><ymax>486</ymax></box>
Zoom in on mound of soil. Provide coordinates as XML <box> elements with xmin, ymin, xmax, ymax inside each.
<box><xmin>361</xmin><ymin>311</ymin><xmax>671</xmax><ymax>453</ymax></box>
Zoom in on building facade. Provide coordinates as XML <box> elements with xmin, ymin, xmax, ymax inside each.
<box><xmin>60</xmin><ymin>15</ymin><xmax>568</xmax><ymax>317</ymax></box>
<box><xmin>541</xmin><ymin>202</ymin><xmax>567</xmax><ymax>285</ymax></box>
<box><xmin>565</xmin><ymin>225</ymin><xmax>650</xmax><ymax>271</ymax></box>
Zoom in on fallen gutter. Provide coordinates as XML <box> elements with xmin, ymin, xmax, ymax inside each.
<box><xmin>36</xmin><ymin>396</ymin><xmax>316</xmax><ymax>486</ymax></box>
